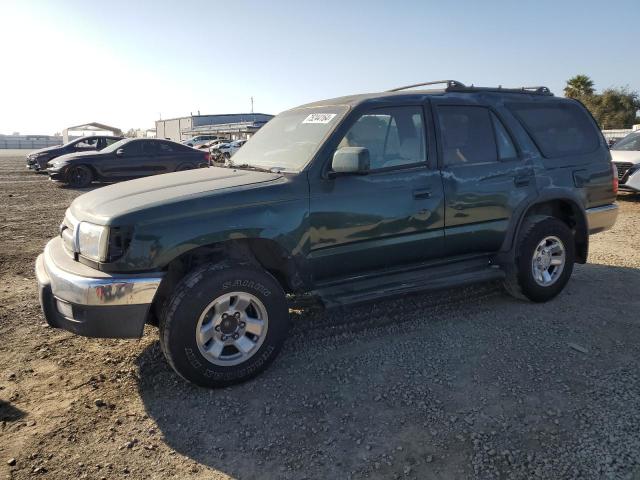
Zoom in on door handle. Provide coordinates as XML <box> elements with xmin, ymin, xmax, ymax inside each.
<box><xmin>413</xmin><ymin>189</ymin><xmax>432</xmax><ymax>199</ymax></box>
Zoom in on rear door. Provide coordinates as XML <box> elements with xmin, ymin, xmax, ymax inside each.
<box><xmin>432</xmin><ymin>100</ymin><xmax>538</xmax><ymax>256</ymax></box>
<box><xmin>158</xmin><ymin>141</ymin><xmax>203</xmax><ymax>171</ymax></box>
<box><xmin>139</xmin><ymin>141</ymin><xmax>177</xmax><ymax>175</ymax></box>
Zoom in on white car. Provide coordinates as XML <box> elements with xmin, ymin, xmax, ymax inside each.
<box><xmin>182</xmin><ymin>135</ymin><xmax>220</xmax><ymax>148</ymax></box>
<box><xmin>217</xmin><ymin>139</ymin><xmax>247</xmax><ymax>158</ymax></box>
<box><xmin>611</xmin><ymin>132</ymin><xmax>640</xmax><ymax>193</ymax></box>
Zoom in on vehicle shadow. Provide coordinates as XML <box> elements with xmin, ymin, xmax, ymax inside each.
<box><xmin>134</xmin><ymin>263</ymin><xmax>640</xmax><ymax>479</ymax></box>
<box><xmin>58</xmin><ymin>182</ymin><xmax>112</xmax><ymax>193</ymax></box>
<box><xmin>0</xmin><ymin>400</ymin><xmax>26</xmax><ymax>422</ymax></box>
<box><xmin>618</xmin><ymin>192</ymin><xmax>640</xmax><ymax>203</ymax></box>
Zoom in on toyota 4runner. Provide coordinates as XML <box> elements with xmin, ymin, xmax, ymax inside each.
<box><xmin>36</xmin><ymin>81</ymin><xmax>619</xmax><ymax>388</ymax></box>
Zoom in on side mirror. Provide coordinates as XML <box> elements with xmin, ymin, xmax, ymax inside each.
<box><xmin>331</xmin><ymin>147</ymin><xmax>370</xmax><ymax>175</ymax></box>
<box><xmin>116</xmin><ymin>148</ymin><xmax>124</xmax><ymax>157</ymax></box>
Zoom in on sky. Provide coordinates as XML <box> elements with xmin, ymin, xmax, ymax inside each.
<box><xmin>1</xmin><ymin>0</ymin><xmax>638</xmax><ymax>135</ymax></box>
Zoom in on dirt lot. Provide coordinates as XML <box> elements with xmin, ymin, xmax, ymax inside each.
<box><xmin>1</xmin><ymin>151</ymin><xmax>639</xmax><ymax>480</ymax></box>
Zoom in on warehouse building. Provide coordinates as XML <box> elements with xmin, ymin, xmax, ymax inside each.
<box><xmin>156</xmin><ymin>113</ymin><xmax>273</xmax><ymax>142</ymax></box>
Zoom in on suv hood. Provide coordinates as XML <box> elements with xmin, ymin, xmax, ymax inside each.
<box><xmin>611</xmin><ymin>150</ymin><xmax>640</xmax><ymax>165</ymax></box>
<box><xmin>70</xmin><ymin>167</ymin><xmax>282</xmax><ymax>225</ymax></box>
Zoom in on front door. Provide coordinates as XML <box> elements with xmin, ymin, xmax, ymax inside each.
<box><xmin>308</xmin><ymin>104</ymin><xmax>445</xmax><ymax>281</ymax></box>
<box><xmin>432</xmin><ymin>101</ymin><xmax>538</xmax><ymax>256</ymax></box>
<box><xmin>100</xmin><ymin>140</ymin><xmax>149</xmax><ymax>179</ymax></box>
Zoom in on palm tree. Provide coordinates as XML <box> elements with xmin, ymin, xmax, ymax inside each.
<box><xmin>564</xmin><ymin>75</ymin><xmax>595</xmax><ymax>99</ymax></box>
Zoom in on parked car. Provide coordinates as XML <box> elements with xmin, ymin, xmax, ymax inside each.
<box><xmin>205</xmin><ymin>140</ymin><xmax>234</xmax><ymax>164</ymax></box>
<box><xmin>214</xmin><ymin>139</ymin><xmax>247</xmax><ymax>162</ymax></box>
<box><xmin>26</xmin><ymin>136</ymin><xmax>122</xmax><ymax>172</ymax></box>
<box><xmin>182</xmin><ymin>135</ymin><xmax>220</xmax><ymax>148</ymax></box>
<box><xmin>610</xmin><ymin>131</ymin><xmax>640</xmax><ymax>193</ymax></box>
<box><xmin>607</xmin><ymin>137</ymin><xmax>625</xmax><ymax>148</ymax></box>
<box><xmin>46</xmin><ymin>138</ymin><xmax>210</xmax><ymax>187</ymax></box>
<box><xmin>195</xmin><ymin>139</ymin><xmax>230</xmax><ymax>151</ymax></box>
<box><xmin>36</xmin><ymin>80</ymin><xmax>618</xmax><ymax>388</ymax></box>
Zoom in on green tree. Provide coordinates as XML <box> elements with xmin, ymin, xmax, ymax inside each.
<box><xmin>124</xmin><ymin>128</ymin><xmax>138</xmax><ymax>138</ymax></box>
<box><xmin>582</xmin><ymin>87</ymin><xmax>640</xmax><ymax>129</ymax></box>
<box><xmin>564</xmin><ymin>74</ymin><xmax>595</xmax><ymax>99</ymax></box>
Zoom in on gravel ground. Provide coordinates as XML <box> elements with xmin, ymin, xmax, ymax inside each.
<box><xmin>1</xmin><ymin>151</ymin><xmax>639</xmax><ymax>480</ymax></box>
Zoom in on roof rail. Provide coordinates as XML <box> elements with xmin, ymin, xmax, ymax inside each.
<box><xmin>387</xmin><ymin>81</ymin><xmax>553</xmax><ymax>96</ymax></box>
<box><xmin>447</xmin><ymin>84</ymin><xmax>553</xmax><ymax>96</ymax></box>
<box><xmin>387</xmin><ymin>80</ymin><xmax>466</xmax><ymax>92</ymax></box>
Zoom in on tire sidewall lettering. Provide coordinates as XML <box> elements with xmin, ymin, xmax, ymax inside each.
<box><xmin>222</xmin><ymin>279</ymin><xmax>271</xmax><ymax>297</ymax></box>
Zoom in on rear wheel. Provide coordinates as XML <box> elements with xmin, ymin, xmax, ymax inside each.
<box><xmin>159</xmin><ymin>263</ymin><xmax>290</xmax><ymax>388</ymax></box>
<box><xmin>65</xmin><ymin>165</ymin><xmax>93</xmax><ymax>188</ymax></box>
<box><xmin>504</xmin><ymin>215</ymin><xmax>575</xmax><ymax>302</ymax></box>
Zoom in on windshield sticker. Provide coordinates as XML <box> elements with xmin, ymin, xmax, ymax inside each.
<box><xmin>302</xmin><ymin>113</ymin><xmax>337</xmax><ymax>124</ymax></box>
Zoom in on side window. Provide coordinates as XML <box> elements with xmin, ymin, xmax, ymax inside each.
<box><xmin>122</xmin><ymin>141</ymin><xmax>142</xmax><ymax>156</ymax></box>
<box><xmin>491</xmin><ymin>113</ymin><xmax>517</xmax><ymax>160</ymax></box>
<box><xmin>338</xmin><ymin>106</ymin><xmax>426</xmax><ymax>170</ymax></box>
<box><xmin>142</xmin><ymin>142</ymin><xmax>160</xmax><ymax>155</ymax></box>
<box><xmin>159</xmin><ymin>143</ymin><xmax>174</xmax><ymax>153</ymax></box>
<box><xmin>73</xmin><ymin>137</ymin><xmax>98</xmax><ymax>149</ymax></box>
<box><xmin>507</xmin><ymin>102</ymin><xmax>599</xmax><ymax>158</ymax></box>
<box><xmin>437</xmin><ymin>106</ymin><xmax>497</xmax><ymax>166</ymax></box>
<box><xmin>105</xmin><ymin>138</ymin><xmax>120</xmax><ymax>146</ymax></box>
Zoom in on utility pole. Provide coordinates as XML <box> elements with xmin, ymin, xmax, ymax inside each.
<box><xmin>250</xmin><ymin>96</ymin><xmax>254</xmax><ymax>114</ymax></box>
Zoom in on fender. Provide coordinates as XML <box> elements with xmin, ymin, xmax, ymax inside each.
<box><xmin>498</xmin><ymin>188</ymin><xmax>588</xmax><ymax>264</ymax></box>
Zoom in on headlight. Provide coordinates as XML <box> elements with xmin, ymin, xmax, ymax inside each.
<box><xmin>77</xmin><ymin>222</ymin><xmax>109</xmax><ymax>262</ymax></box>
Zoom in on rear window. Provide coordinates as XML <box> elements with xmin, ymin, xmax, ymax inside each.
<box><xmin>508</xmin><ymin>102</ymin><xmax>599</xmax><ymax>158</ymax></box>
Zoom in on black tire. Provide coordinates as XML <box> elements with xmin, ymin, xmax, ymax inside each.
<box><xmin>65</xmin><ymin>165</ymin><xmax>93</xmax><ymax>188</ymax></box>
<box><xmin>159</xmin><ymin>263</ymin><xmax>290</xmax><ymax>388</ymax></box>
<box><xmin>503</xmin><ymin>215</ymin><xmax>575</xmax><ymax>303</ymax></box>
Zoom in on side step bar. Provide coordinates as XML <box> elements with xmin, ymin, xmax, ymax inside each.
<box><xmin>313</xmin><ymin>257</ymin><xmax>505</xmax><ymax>308</ymax></box>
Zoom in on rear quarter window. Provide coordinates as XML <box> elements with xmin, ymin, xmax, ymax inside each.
<box><xmin>507</xmin><ymin>101</ymin><xmax>599</xmax><ymax>158</ymax></box>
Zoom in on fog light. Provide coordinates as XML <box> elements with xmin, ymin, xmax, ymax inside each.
<box><xmin>56</xmin><ymin>300</ymin><xmax>73</xmax><ymax>319</ymax></box>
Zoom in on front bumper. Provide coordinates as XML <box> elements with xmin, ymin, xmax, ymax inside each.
<box><xmin>620</xmin><ymin>169</ymin><xmax>640</xmax><ymax>192</ymax></box>
<box><xmin>46</xmin><ymin>166</ymin><xmax>67</xmax><ymax>182</ymax></box>
<box><xmin>26</xmin><ymin>156</ymin><xmax>48</xmax><ymax>171</ymax></box>
<box><xmin>35</xmin><ymin>237</ymin><xmax>164</xmax><ymax>338</ymax></box>
<box><xmin>615</xmin><ymin>162</ymin><xmax>640</xmax><ymax>192</ymax></box>
<box><xmin>586</xmin><ymin>204</ymin><xmax>618</xmax><ymax>234</ymax></box>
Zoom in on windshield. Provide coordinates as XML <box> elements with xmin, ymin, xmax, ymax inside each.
<box><xmin>101</xmin><ymin>138</ymin><xmax>132</xmax><ymax>153</ymax></box>
<box><xmin>611</xmin><ymin>132</ymin><xmax>640</xmax><ymax>151</ymax></box>
<box><xmin>229</xmin><ymin>106</ymin><xmax>348</xmax><ymax>171</ymax></box>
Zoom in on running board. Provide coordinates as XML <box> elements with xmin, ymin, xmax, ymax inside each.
<box><xmin>313</xmin><ymin>257</ymin><xmax>505</xmax><ymax>308</ymax></box>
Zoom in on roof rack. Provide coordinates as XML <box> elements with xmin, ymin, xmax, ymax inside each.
<box><xmin>387</xmin><ymin>80</ymin><xmax>466</xmax><ymax>92</ymax></box>
<box><xmin>387</xmin><ymin>81</ymin><xmax>553</xmax><ymax>96</ymax></box>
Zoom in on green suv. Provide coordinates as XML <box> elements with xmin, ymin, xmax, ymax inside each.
<box><xmin>36</xmin><ymin>81</ymin><xmax>619</xmax><ymax>388</ymax></box>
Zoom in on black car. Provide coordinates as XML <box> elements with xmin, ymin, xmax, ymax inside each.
<box><xmin>46</xmin><ymin>138</ymin><xmax>211</xmax><ymax>187</ymax></box>
<box><xmin>26</xmin><ymin>136</ymin><xmax>123</xmax><ymax>172</ymax></box>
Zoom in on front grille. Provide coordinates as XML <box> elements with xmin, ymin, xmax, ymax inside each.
<box><xmin>614</xmin><ymin>162</ymin><xmax>633</xmax><ymax>182</ymax></box>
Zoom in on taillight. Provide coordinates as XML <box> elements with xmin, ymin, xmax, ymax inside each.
<box><xmin>204</xmin><ymin>152</ymin><xmax>211</xmax><ymax>165</ymax></box>
<box><xmin>612</xmin><ymin>162</ymin><xmax>618</xmax><ymax>194</ymax></box>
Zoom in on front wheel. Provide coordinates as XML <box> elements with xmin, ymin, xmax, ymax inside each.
<box><xmin>159</xmin><ymin>263</ymin><xmax>290</xmax><ymax>388</ymax></box>
<box><xmin>504</xmin><ymin>215</ymin><xmax>575</xmax><ymax>302</ymax></box>
<box><xmin>65</xmin><ymin>165</ymin><xmax>93</xmax><ymax>188</ymax></box>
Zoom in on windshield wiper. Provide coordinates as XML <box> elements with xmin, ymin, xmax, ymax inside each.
<box><xmin>229</xmin><ymin>163</ymin><xmax>283</xmax><ymax>173</ymax></box>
